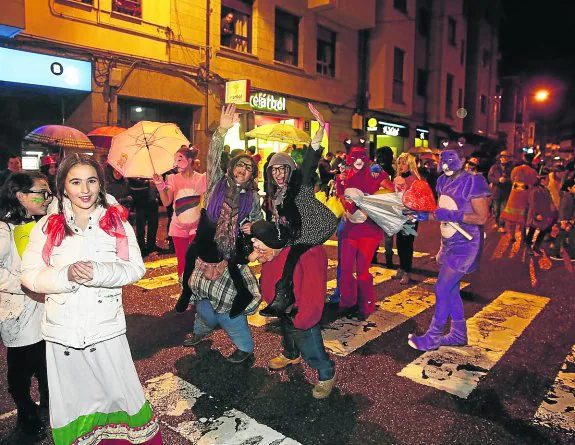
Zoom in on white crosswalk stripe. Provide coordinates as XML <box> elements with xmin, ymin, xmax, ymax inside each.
<box><xmin>323</xmin><ymin>278</ymin><xmax>469</xmax><ymax>356</ymax></box>
<box><xmin>534</xmin><ymin>344</ymin><xmax>575</xmax><ymax>432</ymax></box>
<box><xmin>144</xmin><ymin>372</ymin><xmax>301</xmax><ymax>444</ymax></box>
<box><xmin>398</xmin><ymin>291</ymin><xmax>549</xmax><ymax>398</ymax></box>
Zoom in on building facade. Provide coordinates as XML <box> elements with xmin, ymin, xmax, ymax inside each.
<box><xmin>1</xmin><ymin>0</ymin><xmax>376</xmax><ymax>171</ymax></box>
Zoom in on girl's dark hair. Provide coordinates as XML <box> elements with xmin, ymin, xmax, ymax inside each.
<box><xmin>56</xmin><ymin>154</ymin><xmax>108</xmax><ymax>235</ymax></box>
<box><xmin>0</xmin><ymin>171</ymin><xmax>48</xmax><ymax>225</ymax></box>
<box><xmin>176</xmin><ymin>146</ymin><xmax>199</xmax><ymax>161</ymax></box>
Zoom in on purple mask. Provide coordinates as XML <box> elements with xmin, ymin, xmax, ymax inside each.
<box><xmin>438</xmin><ymin>150</ymin><xmax>463</xmax><ymax>176</ymax></box>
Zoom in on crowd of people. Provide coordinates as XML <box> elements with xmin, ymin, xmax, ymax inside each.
<box><xmin>1</xmin><ymin>103</ymin><xmax>575</xmax><ymax>444</ymax></box>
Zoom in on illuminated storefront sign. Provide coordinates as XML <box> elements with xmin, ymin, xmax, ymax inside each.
<box><xmin>250</xmin><ymin>92</ymin><xmax>287</xmax><ymax>112</ymax></box>
<box><xmin>0</xmin><ymin>47</ymin><xmax>92</xmax><ymax>92</ymax></box>
<box><xmin>225</xmin><ymin>79</ymin><xmax>250</xmax><ymax>104</ymax></box>
<box><xmin>365</xmin><ymin>117</ymin><xmax>409</xmax><ymax>137</ymax></box>
<box><xmin>416</xmin><ymin>128</ymin><xmax>429</xmax><ymax>140</ymax></box>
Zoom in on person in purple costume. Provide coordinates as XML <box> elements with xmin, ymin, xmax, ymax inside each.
<box><xmin>408</xmin><ymin>146</ymin><xmax>490</xmax><ymax>351</ymax></box>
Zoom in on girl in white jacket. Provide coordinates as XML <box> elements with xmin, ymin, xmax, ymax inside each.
<box><xmin>21</xmin><ymin>155</ymin><xmax>162</xmax><ymax>445</ymax></box>
<box><xmin>0</xmin><ymin>171</ymin><xmax>52</xmax><ymax>438</ymax></box>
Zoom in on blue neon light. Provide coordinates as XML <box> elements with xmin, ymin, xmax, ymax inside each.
<box><xmin>0</xmin><ymin>47</ymin><xmax>92</xmax><ymax>92</ymax></box>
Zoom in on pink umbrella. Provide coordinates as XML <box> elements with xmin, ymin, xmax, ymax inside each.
<box><xmin>24</xmin><ymin>125</ymin><xmax>94</xmax><ymax>150</ymax></box>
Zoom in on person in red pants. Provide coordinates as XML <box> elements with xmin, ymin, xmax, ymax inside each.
<box><xmin>339</xmin><ymin>147</ymin><xmax>393</xmax><ymax>320</ymax></box>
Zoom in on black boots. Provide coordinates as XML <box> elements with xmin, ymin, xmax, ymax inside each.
<box><xmin>15</xmin><ymin>404</ymin><xmax>45</xmax><ymax>437</ymax></box>
<box><xmin>259</xmin><ymin>279</ymin><xmax>297</xmax><ymax>317</ymax></box>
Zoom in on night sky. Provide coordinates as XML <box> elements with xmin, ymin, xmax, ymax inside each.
<box><xmin>499</xmin><ymin>0</ymin><xmax>575</xmax><ymax>119</ymax></box>
<box><xmin>499</xmin><ymin>0</ymin><xmax>575</xmax><ymax>78</ymax></box>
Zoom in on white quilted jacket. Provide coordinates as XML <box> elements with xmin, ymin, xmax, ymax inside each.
<box><xmin>21</xmin><ymin>196</ymin><xmax>145</xmax><ymax>349</ymax></box>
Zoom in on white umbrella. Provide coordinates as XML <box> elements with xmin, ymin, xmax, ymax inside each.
<box><xmin>108</xmin><ymin>121</ymin><xmax>190</xmax><ymax>178</ymax></box>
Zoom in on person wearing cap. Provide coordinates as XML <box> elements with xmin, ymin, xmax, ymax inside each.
<box><xmin>258</xmin><ymin>104</ymin><xmax>338</xmax><ymax>318</ymax></box>
<box><xmin>525</xmin><ymin>169</ymin><xmax>557</xmax><ymax>255</ymax></box>
<box><xmin>488</xmin><ymin>150</ymin><xmax>513</xmax><ymax>232</ymax></box>
<box><xmin>40</xmin><ymin>155</ymin><xmax>57</xmax><ymax>193</ymax></box>
<box><xmin>465</xmin><ymin>157</ymin><xmax>481</xmax><ymax>175</ymax></box>
<box><xmin>501</xmin><ymin>152</ymin><xmax>538</xmax><ymax>241</ymax></box>
<box><xmin>338</xmin><ymin>146</ymin><xmax>393</xmax><ymax>320</ymax></box>
<box><xmin>249</xmin><ymin>224</ymin><xmax>336</xmax><ymax>399</ymax></box>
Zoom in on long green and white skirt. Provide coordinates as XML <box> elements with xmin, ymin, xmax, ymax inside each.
<box><xmin>46</xmin><ymin>335</ymin><xmax>162</xmax><ymax>445</ymax></box>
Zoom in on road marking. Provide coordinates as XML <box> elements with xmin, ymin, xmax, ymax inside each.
<box><xmin>135</xmin><ymin>272</ymin><xmax>180</xmax><ymax>290</ymax></box>
<box><xmin>144</xmin><ymin>257</ymin><xmax>178</xmax><ymax>270</ymax></box>
<box><xmin>322</xmin><ymin>239</ymin><xmax>429</xmax><ymax>257</ymax></box>
<box><xmin>490</xmin><ymin>232</ymin><xmax>511</xmax><ymax>260</ymax></box>
<box><xmin>322</xmin><ymin>278</ymin><xmax>469</xmax><ymax>357</ymax></box>
<box><xmin>398</xmin><ymin>291</ymin><xmax>549</xmax><ymax>398</ymax></box>
<box><xmin>144</xmin><ymin>372</ymin><xmax>301</xmax><ymax>444</ymax></box>
<box><xmin>534</xmin><ymin>344</ymin><xmax>575</xmax><ymax>432</ymax></box>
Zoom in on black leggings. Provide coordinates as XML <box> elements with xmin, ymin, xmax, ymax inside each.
<box><xmin>7</xmin><ymin>341</ymin><xmax>48</xmax><ymax>412</ymax></box>
<box><xmin>396</xmin><ymin>223</ymin><xmax>418</xmax><ymax>273</ymax></box>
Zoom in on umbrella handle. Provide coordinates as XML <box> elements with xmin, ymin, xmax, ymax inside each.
<box><xmin>143</xmin><ymin>134</ymin><xmax>157</xmax><ymax>176</ymax></box>
<box><xmin>448</xmin><ymin>222</ymin><xmax>473</xmax><ymax>240</ymax></box>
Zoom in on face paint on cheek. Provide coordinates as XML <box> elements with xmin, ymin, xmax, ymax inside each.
<box><xmin>30</xmin><ymin>197</ymin><xmax>45</xmax><ymax>205</ymax></box>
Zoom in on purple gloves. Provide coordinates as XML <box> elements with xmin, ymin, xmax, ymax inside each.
<box><xmin>434</xmin><ymin>208</ymin><xmax>464</xmax><ymax>223</ymax></box>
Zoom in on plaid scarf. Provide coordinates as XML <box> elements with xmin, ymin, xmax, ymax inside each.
<box><xmin>214</xmin><ymin>175</ymin><xmax>243</xmax><ymax>260</ymax></box>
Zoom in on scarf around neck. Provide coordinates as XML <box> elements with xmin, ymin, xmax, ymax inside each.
<box><xmin>213</xmin><ymin>175</ymin><xmax>250</xmax><ymax>260</ymax></box>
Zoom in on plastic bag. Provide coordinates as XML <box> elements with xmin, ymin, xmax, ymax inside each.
<box><xmin>326</xmin><ymin>195</ymin><xmax>345</xmax><ymax>218</ymax></box>
<box><xmin>344</xmin><ymin>188</ymin><xmax>412</xmax><ymax>236</ymax></box>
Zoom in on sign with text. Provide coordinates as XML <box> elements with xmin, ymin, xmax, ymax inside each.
<box><xmin>0</xmin><ymin>47</ymin><xmax>92</xmax><ymax>92</ymax></box>
<box><xmin>365</xmin><ymin>117</ymin><xmax>409</xmax><ymax>137</ymax></box>
<box><xmin>225</xmin><ymin>79</ymin><xmax>251</xmax><ymax>104</ymax></box>
<box><xmin>416</xmin><ymin>128</ymin><xmax>429</xmax><ymax>140</ymax></box>
<box><xmin>250</xmin><ymin>92</ymin><xmax>286</xmax><ymax>113</ymax></box>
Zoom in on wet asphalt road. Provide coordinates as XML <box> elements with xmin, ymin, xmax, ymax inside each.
<box><xmin>0</xmin><ymin>217</ymin><xmax>573</xmax><ymax>445</ymax></box>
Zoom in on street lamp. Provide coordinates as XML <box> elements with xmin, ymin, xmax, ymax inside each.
<box><xmin>534</xmin><ymin>89</ymin><xmax>550</xmax><ymax>103</ymax></box>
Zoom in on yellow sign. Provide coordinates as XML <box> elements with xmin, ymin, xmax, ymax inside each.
<box><xmin>225</xmin><ymin>80</ymin><xmax>250</xmax><ymax>104</ymax></box>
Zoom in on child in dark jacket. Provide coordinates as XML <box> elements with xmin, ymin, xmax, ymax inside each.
<box><xmin>525</xmin><ymin>170</ymin><xmax>557</xmax><ymax>255</ymax></box>
<box><xmin>549</xmin><ymin>178</ymin><xmax>575</xmax><ymax>260</ymax></box>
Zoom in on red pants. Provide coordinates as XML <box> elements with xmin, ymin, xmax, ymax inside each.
<box><xmin>173</xmin><ymin>235</ymin><xmax>195</xmax><ymax>277</ymax></box>
<box><xmin>340</xmin><ymin>236</ymin><xmax>380</xmax><ymax>317</ymax></box>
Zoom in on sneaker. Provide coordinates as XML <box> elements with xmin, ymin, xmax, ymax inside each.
<box><xmin>392</xmin><ymin>269</ymin><xmax>405</xmax><ymax>280</ymax></box>
<box><xmin>183</xmin><ymin>333</ymin><xmax>209</xmax><ymax>347</ymax></box>
<box><xmin>227</xmin><ymin>349</ymin><xmax>254</xmax><ymax>364</ymax></box>
<box><xmin>549</xmin><ymin>255</ymin><xmax>563</xmax><ymax>261</ymax></box>
<box><xmin>400</xmin><ymin>273</ymin><xmax>411</xmax><ymax>285</ymax></box>
<box><xmin>312</xmin><ymin>372</ymin><xmax>336</xmax><ymax>399</ymax></box>
<box><xmin>268</xmin><ymin>354</ymin><xmax>301</xmax><ymax>370</ymax></box>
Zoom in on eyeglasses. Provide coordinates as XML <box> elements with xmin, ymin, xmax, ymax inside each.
<box><xmin>26</xmin><ymin>190</ymin><xmax>54</xmax><ymax>200</ymax></box>
<box><xmin>270</xmin><ymin>165</ymin><xmax>288</xmax><ymax>174</ymax></box>
<box><xmin>235</xmin><ymin>161</ymin><xmax>254</xmax><ymax>172</ymax></box>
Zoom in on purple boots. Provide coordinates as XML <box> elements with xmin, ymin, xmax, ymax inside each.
<box><xmin>408</xmin><ymin>318</ymin><xmax>468</xmax><ymax>351</ymax></box>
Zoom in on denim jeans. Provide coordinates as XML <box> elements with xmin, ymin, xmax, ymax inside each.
<box><xmin>193</xmin><ymin>299</ymin><xmax>254</xmax><ymax>353</ymax></box>
<box><xmin>280</xmin><ymin>318</ymin><xmax>335</xmax><ymax>381</ymax></box>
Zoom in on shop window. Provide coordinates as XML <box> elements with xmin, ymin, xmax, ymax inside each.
<box><xmin>481</xmin><ymin>94</ymin><xmax>487</xmax><ymax>114</ymax></box>
<box><xmin>275</xmin><ymin>9</ymin><xmax>300</xmax><ymax>66</ymax></box>
<box><xmin>221</xmin><ymin>0</ymin><xmax>253</xmax><ymax>53</ymax></box>
<box><xmin>416</xmin><ymin>69</ymin><xmax>428</xmax><ymax>97</ymax></box>
<box><xmin>393</xmin><ymin>48</ymin><xmax>405</xmax><ymax>104</ymax></box>
<box><xmin>112</xmin><ymin>0</ymin><xmax>142</xmax><ymax>18</ymax></box>
<box><xmin>448</xmin><ymin>17</ymin><xmax>456</xmax><ymax>46</ymax></box>
<box><xmin>483</xmin><ymin>49</ymin><xmax>491</xmax><ymax>67</ymax></box>
<box><xmin>316</xmin><ymin>26</ymin><xmax>336</xmax><ymax>77</ymax></box>
<box><xmin>418</xmin><ymin>8</ymin><xmax>430</xmax><ymax>37</ymax></box>
<box><xmin>445</xmin><ymin>73</ymin><xmax>454</xmax><ymax>118</ymax></box>
<box><xmin>394</xmin><ymin>0</ymin><xmax>407</xmax><ymax>14</ymax></box>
